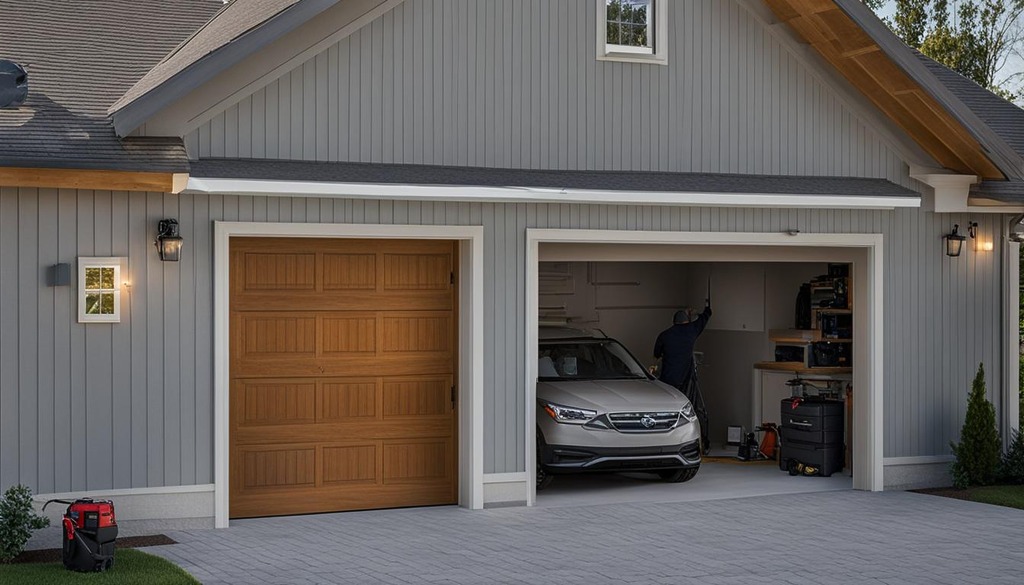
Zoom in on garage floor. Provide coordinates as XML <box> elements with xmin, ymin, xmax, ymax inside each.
<box><xmin>537</xmin><ymin>461</ymin><xmax>852</xmax><ymax>508</ymax></box>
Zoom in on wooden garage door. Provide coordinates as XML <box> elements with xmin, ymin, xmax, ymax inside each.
<box><xmin>229</xmin><ymin>238</ymin><xmax>458</xmax><ymax>518</ymax></box>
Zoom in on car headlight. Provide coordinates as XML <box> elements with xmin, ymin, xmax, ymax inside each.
<box><xmin>680</xmin><ymin>401</ymin><xmax>698</xmax><ymax>423</ymax></box>
<box><xmin>542</xmin><ymin>402</ymin><xmax>597</xmax><ymax>424</ymax></box>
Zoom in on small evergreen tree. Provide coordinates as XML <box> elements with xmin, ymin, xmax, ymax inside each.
<box><xmin>0</xmin><ymin>485</ymin><xmax>49</xmax><ymax>563</ymax></box>
<box><xmin>950</xmin><ymin>363</ymin><xmax>1002</xmax><ymax>489</ymax></box>
<box><xmin>1001</xmin><ymin>429</ymin><xmax>1024</xmax><ymax>484</ymax></box>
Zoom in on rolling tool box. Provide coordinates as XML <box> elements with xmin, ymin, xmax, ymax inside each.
<box><xmin>779</xmin><ymin>397</ymin><xmax>844</xmax><ymax>477</ymax></box>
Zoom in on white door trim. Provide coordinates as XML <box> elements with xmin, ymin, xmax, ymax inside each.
<box><xmin>213</xmin><ymin>221</ymin><xmax>485</xmax><ymax>528</ymax></box>
<box><xmin>524</xmin><ymin>229</ymin><xmax>885</xmax><ymax>505</ymax></box>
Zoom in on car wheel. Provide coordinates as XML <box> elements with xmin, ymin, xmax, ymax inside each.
<box><xmin>658</xmin><ymin>466</ymin><xmax>699</xmax><ymax>483</ymax></box>
<box><xmin>537</xmin><ymin>460</ymin><xmax>554</xmax><ymax>490</ymax></box>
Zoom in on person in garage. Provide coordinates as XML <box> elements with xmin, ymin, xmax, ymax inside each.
<box><xmin>654</xmin><ymin>299</ymin><xmax>712</xmax><ymax>450</ymax></box>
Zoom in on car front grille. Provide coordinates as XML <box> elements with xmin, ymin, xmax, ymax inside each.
<box><xmin>607</xmin><ymin>411</ymin><xmax>680</xmax><ymax>433</ymax></box>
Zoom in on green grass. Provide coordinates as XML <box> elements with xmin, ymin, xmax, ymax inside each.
<box><xmin>0</xmin><ymin>549</ymin><xmax>198</xmax><ymax>584</ymax></box>
<box><xmin>969</xmin><ymin>484</ymin><xmax>1024</xmax><ymax>510</ymax></box>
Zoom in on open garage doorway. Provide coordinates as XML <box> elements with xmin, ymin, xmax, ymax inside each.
<box><xmin>525</xmin><ymin>230</ymin><xmax>883</xmax><ymax>508</ymax></box>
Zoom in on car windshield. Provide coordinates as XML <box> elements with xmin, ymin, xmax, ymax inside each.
<box><xmin>538</xmin><ymin>340</ymin><xmax>649</xmax><ymax>381</ymax></box>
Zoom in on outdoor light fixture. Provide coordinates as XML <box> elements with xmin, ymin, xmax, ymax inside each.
<box><xmin>155</xmin><ymin>219</ymin><xmax>183</xmax><ymax>262</ymax></box>
<box><xmin>945</xmin><ymin>224</ymin><xmax>966</xmax><ymax>257</ymax></box>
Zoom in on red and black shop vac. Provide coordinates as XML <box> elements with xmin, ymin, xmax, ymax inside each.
<box><xmin>42</xmin><ymin>498</ymin><xmax>117</xmax><ymax>572</ymax></box>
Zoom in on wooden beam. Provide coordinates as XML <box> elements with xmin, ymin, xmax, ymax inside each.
<box><xmin>763</xmin><ymin>0</ymin><xmax>1005</xmax><ymax>180</ymax></box>
<box><xmin>0</xmin><ymin>167</ymin><xmax>187</xmax><ymax>193</ymax></box>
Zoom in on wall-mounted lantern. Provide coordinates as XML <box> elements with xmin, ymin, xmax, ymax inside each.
<box><xmin>945</xmin><ymin>224</ymin><xmax>965</xmax><ymax>257</ymax></box>
<box><xmin>155</xmin><ymin>219</ymin><xmax>183</xmax><ymax>262</ymax></box>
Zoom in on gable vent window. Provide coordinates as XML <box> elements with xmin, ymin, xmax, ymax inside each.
<box><xmin>599</xmin><ymin>0</ymin><xmax>668</xmax><ymax>64</ymax></box>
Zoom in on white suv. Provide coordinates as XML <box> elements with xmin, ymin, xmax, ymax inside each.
<box><xmin>536</xmin><ymin>327</ymin><xmax>702</xmax><ymax>489</ymax></box>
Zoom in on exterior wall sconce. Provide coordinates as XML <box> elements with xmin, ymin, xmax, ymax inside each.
<box><xmin>945</xmin><ymin>224</ymin><xmax>966</xmax><ymax>257</ymax></box>
<box><xmin>155</xmin><ymin>219</ymin><xmax>184</xmax><ymax>262</ymax></box>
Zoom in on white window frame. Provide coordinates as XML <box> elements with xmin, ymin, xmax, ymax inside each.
<box><xmin>77</xmin><ymin>257</ymin><xmax>125</xmax><ymax>323</ymax></box>
<box><xmin>598</xmin><ymin>0</ymin><xmax>668</xmax><ymax>65</ymax></box>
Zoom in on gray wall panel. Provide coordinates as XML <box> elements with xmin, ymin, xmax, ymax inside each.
<box><xmin>185</xmin><ymin>0</ymin><xmax>917</xmax><ymax>187</ymax></box>
<box><xmin>0</xmin><ymin>188</ymin><xmax>1009</xmax><ymax>488</ymax></box>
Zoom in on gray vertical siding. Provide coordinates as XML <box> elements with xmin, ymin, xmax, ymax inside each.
<box><xmin>185</xmin><ymin>0</ymin><xmax>913</xmax><ymax>186</ymax></box>
<box><xmin>0</xmin><ymin>188</ymin><xmax>1006</xmax><ymax>489</ymax></box>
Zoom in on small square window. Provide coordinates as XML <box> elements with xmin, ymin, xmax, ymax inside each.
<box><xmin>78</xmin><ymin>258</ymin><xmax>124</xmax><ymax>323</ymax></box>
<box><xmin>599</xmin><ymin>0</ymin><xmax>668</xmax><ymax>64</ymax></box>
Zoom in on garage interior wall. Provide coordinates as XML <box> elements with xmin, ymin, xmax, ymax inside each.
<box><xmin>0</xmin><ymin>188</ymin><xmax>1007</xmax><ymax>497</ymax></box>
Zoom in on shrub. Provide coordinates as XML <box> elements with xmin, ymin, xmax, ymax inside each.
<box><xmin>1001</xmin><ymin>429</ymin><xmax>1024</xmax><ymax>484</ymax></box>
<box><xmin>0</xmin><ymin>485</ymin><xmax>49</xmax><ymax>563</ymax></box>
<box><xmin>950</xmin><ymin>363</ymin><xmax>1002</xmax><ymax>489</ymax></box>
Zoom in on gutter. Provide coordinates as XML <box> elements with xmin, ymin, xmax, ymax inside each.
<box><xmin>185</xmin><ymin>176</ymin><xmax>921</xmax><ymax>209</ymax></box>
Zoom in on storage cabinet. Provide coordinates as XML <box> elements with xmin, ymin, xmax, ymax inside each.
<box><xmin>779</xmin><ymin>397</ymin><xmax>845</xmax><ymax>476</ymax></box>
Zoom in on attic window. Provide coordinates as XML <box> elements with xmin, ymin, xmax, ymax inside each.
<box><xmin>599</xmin><ymin>0</ymin><xmax>667</xmax><ymax>64</ymax></box>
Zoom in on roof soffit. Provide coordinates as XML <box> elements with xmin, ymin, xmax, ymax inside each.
<box><xmin>761</xmin><ymin>0</ymin><xmax>1009</xmax><ymax>180</ymax></box>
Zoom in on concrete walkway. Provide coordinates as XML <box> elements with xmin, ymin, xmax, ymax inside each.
<box><xmin>148</xmin><ymin>490</ymin><xmax>1024</xmax><ymax>585</ymax></box>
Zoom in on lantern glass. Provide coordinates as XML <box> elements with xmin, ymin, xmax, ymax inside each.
<box><xmin>159</xmin><ymin>236</ymin><xmax>183</xmax><ymax>261</ymax></box>
<box><xmin>945</xmin><ymin>234</ymin><xmax>964</xmax><ymax>257</ymax></box>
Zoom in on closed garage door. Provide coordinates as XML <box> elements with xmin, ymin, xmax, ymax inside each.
<box><xmin>229</xmin><ymin>238</ymin><xmax>458</xmax><ymax>518</ymax></box>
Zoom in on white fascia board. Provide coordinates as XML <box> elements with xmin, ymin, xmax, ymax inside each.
<box><xmin>185</xmin><ymin>177</ymin><xmax>921</xmax><ymax>209</ymax></box>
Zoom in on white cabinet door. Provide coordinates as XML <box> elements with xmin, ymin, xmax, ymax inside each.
<box><xmin>688</xmin><ymin>263</ymin><xmax>765</xmax><ymax>332</ymax></box>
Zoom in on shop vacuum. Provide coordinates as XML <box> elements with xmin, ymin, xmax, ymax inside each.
<box><xmin>42</xmin><ymin>498</ymin><xmax>117</xmax><ymax>572</ymax></box>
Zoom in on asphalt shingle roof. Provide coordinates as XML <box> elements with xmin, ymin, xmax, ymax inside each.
<box><xmin>0</xmin><ymin>0</ymin><xmax>223</xmax><ymax>172</ymax></box>
<box><xmin>111</xmin><ymin>0</ymin><xmax>299</xmax><ymax>114</ymax></box>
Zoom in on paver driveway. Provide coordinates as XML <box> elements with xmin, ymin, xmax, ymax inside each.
<box><xmin>150</xmin><ymin>490</ymin><xmax>1024</xmax><ymax>584</ymax></box>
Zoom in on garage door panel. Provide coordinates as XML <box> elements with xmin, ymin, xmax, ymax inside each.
<box><xmin>320</xmin><ymin>315</ymin><xmax>377</xmax><ymax>355</ymax></box>
<box><xmin>319</xmin><ymin>379</ymin><xmax>379</xmax><ymax>421</ymax></box>
<box><xmin>228</xmin><ymin>483</ymin><xmax>456</xmax><ymax>518</ymax></box>
<box><xmin>232</xmin><ymin>355</ymin><xmax>453</xmax><ymax>378</ymax></box>
<box><xmin>382</xmin><ymin>313</ymin><xmax>452</xmax><ymax>353</ymax></box>
<box><xmin>239</xmin><ymin>446</ymin><xmax>317</xmax><ymax>490</ymax></box>
<box><xmin>236</xmin><ymin>380</ymin><xmax>317</xmax><ymax>427</ymax></box>
<box><xmin>238</xmin><ymin>315</ymin><xmax>317</xmax><ymax>358</ymax></box>
<box><xmin>383</xmin><ymin>253</ymin><xmax>452</xmax><ymax>290</ymax></box>
<box><xmin>230</xmin><ymin>237</ymin><xmax>457</xmax><ymax>519</ymax></box>
<box><xmin>322</xmin><ymin>444</ymin><xmax>379</xmax><ymax>485</ymax></box>
<box><xmin>323</xmin><ymin>253</ymin><xmax>376</xmax><ymax>290</ymax></box>
<box><xmin>233</xmin><ymin>420</ymin><xmax>454</xmax><ymax>445</ymax></box>
<box><xmin>383</xmin><ymin>440</ymin><xmax>453</xmax><ymax>484</ymax></box>
<box><xmin>242</xmin><ymin>252</ymin><xmax>317</xmax><ymax>291</ymax></box>
<box><xmin>231</xmin><ymin>291</ymin><xmax>454</xmax><ymax>312</ymax></box>
<box><xmin>383</xmin><ymin>377</ymin><xmax>452</xmax><ymax>417</ymax></box>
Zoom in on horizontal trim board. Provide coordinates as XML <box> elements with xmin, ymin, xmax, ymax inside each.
<box><xmin>483</xmin><ymin>472</ymin><xmax>527</xmax><ymax>484</ymax></box>
<box><xmin>34</xmin><ymin>483</ymin><xmax>215</xmax><ymax>500</ymax></box>
<box><xmin>0</xmin><ymin>167</ymin><xmax>187</xmax><ymax>193</ymax></box>
<box><xmin>185</xmin><ymin>178</ymin><xmax>921</xmax><ymax>209</ymax></box>
<box><xmin>883</xmin><ymin>456</ymin><xmax>954</xmax><ymax>466</ymax></box>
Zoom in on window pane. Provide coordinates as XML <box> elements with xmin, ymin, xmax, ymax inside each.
<box><xmin>609</xmin><ymin>21</ymin><xmax>625</xmax><ymax>45</ymax></box>
<box><xmin>85</xmin><ymin>293</ymin><xmax>101</xmax><ymax>314</ymax></box>
<box><xmin>101</xmin><ymin>267</ymin><xmax>114</xmax><ymax>290</ymax></box>
<box><xmin>85</xmin><ymin>267</ymin><xmax>101</xmax><ymax>290</ymax></box>
<box><xmin>606</xmin><ymin>0</ymin><xmax>652</xmax><ymax>48</ymax></box>
<box><xmin>100</xmin><ymin>293</ymin><xmax>115</xmax><ymax>315</ymax></box>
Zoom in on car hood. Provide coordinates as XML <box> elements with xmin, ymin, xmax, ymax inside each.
<box><xmin>537</xmin><ymin>378</ymin><xmax>689</xmax><ymax>413</ymax></box>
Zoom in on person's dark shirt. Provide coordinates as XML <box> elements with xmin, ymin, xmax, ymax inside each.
<box><xmin>654</xmin><ymin>307</ymin><xmax>712</xmax><ymax>387</ymax></box>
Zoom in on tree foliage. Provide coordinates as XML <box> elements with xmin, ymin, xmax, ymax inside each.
<box><xmin>950</xmin><ymin>364</ymin><xmax>1003</xmax><ymax>489</ymax></box>
<box><xmin>0</xmin><ymin>485</ymin><xmax>49</xmax><ymax>563</ymax></box>
<box><xmin>864</xmin><ymin>0</ymin><xmax>1024</xmax><ymax>102</ymax></box>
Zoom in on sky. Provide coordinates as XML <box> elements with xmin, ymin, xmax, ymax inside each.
<box><xmin>871</xmin><ymin>1</ymin><xmax>1023</xmax><ymax>94</ymax></box>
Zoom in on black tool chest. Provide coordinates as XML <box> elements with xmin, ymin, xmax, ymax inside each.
<box><xmin>779</xmin><ymin>397</ymin><xmax>844</xmax><ymax>477</ymax></box>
